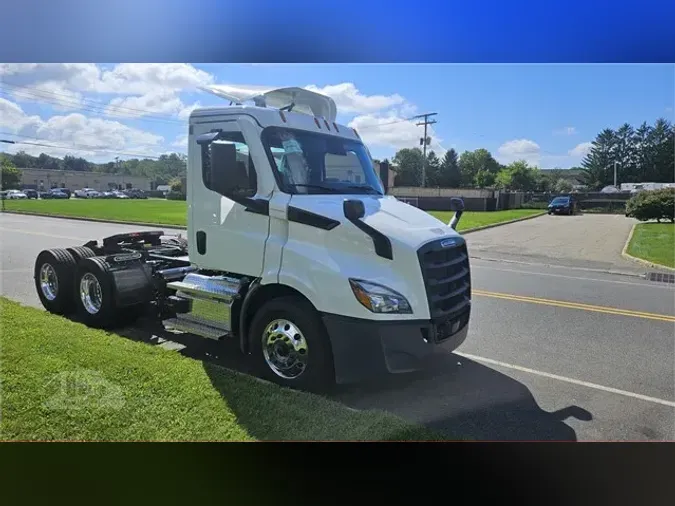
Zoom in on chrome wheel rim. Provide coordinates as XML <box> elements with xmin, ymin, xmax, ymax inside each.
<box><xmin>262</xmin><ymin>319</ymin><xmax>308</xmax><ymax>379</ymax></box>
<box><xmin>79</xmin><ymin>273</ymin><xmax>103</xmax><ymax>314</ymax></box>
<box><xmin>39</xmin><ymin>263</ymin><xmax>58</xmax><ymax>301</ymax></box>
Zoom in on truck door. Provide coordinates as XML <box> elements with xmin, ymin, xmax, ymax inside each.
<box><xmin>188</xmin><ymin>120</ymin><xmax>270</xmax><ymax>277</ymax></box>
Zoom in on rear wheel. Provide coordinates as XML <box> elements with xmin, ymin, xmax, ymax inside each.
<box><xmin>249</xmin><ymin>296</ymin><xmax>335</xmax><ymax>392</ymax></box>
<box><xmin>67</xmin><ymin>246</ymin><xmax>96</xmax><ymax>263</ymax></box>
<box><xmin>74</xmin><ymin>257</ymin><xmax>119</xmax><ymax>328</ymax></box>
<box><xmin>34</xmin><ymin>249</ymin><xmax>77</xmax><ymax>315</ymax></box>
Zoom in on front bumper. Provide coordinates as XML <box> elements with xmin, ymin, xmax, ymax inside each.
<box><xmin>322</xmin><ymin>308</ymin><xmax>470</xmax><ymax>384</ymax></box>
<box><xmin>549</xmin><ymin>206</ymin><xmax>571</xmax><ymax>214</ymax></box>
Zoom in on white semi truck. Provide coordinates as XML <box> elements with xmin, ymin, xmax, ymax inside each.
<box><xmin>32</xmin><ymin>85</ymin><xmax>472</xmax><ymax>391</ymax></box>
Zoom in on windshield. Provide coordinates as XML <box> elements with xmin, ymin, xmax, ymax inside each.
<box><xmin>551</xmin><ymin>197</ymin><xmax>569</xmax><ymax>204</ymax></box>
<box><xmin>262</xmin><ymin>127</ymin><xmax>384</xmax><ymax>195</ymax></box>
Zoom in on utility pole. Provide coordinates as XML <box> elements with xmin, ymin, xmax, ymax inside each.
<box><xmin>415</xmin><ymin>113</ymin><xmax>437</xmax><ymax>187</ymax></box>
<box><xmin>613</xmin><ymin>160</ymin><xmax>618</xmax><ymax>188</ymax></box>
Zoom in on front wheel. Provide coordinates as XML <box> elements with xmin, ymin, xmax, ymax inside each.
<box><xmin>249</xmin><ymin>296</ymin><xmax>335</xmax><ymax>392</ymax></box>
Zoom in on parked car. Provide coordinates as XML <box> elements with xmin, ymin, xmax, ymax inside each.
<box><xmin>24</xmin><ymin>189</ymin><xmax>39</xmax><ymax>199</ymax></box>
<box><xmin>5</xmin><ymin>189</ymin><xmax>28</xmax><ymax>199</ymax></box>
<box><xmin>111</xmin><ymin>190</ymin><xmax>129</xmax><ymax>199</ymax></box>
<box><xmin>74</xmin><ymin>188</ymin><xmax>99</xmax><ymax>198</ymax></box>
<box><xmin>41</xmin><ymin>189</ymin><xmax>69</xmax><ymax>199</ymax></box>
<box><xmin>123</xmin><ymin>189</ymin><xmax>147</xmax><ymax>199</ymax></box>
<box><xmin>548</xmin><ymin>195</ymin><xmax>576</xmax><ymax>215</ymax></box>
<box><xmin>59</xmin><ymin>188</ymin><xmax>72</xmax><ymax>198</ymax></box>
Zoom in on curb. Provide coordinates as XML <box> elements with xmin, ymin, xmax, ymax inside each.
<box><xmin>1</xmin><ymin>210</ymin><xmax>186</xmax><ymax>230</ymax></box>
<box><xmin>460</xmin><ymin>211</ymin><xmax>547</xmax><ymax>235</ymax></box>
<box><xmin>4</xmin><ymin>209</ymin><xmax>548</xmax><ymax>235</ymax></box>
<box><xmin>621</xmin><ymin>223</ymin><xmax>675</xmax><ymax>272</ymax></box>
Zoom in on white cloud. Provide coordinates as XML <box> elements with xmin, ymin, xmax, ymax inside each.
<box><xmin>497</xmin><ymin>139</ymin><xmax>541</xmax><ymax>164</ymax></box>
<box><xmin>0</xmin><ymin>97</ymin><xmax>163</xmax><ymax>161</ymax></box>
<box><xmin>554</xmin><ymin>126</ymin><xmax>577</xmax><ymax>136</ymax></box>
<box><xmin>305</xmin><ymin>82</ymin><xmax>405</xmax><ymax>115</ymax></box>
<box><xmin>1</xmin><ymin>63</ymin><xmax>215</xmax><ymax>120</ymax></box>
<box><xmin>178</xmin><ymin>101</ymin><xmax>201</xmax><ymax>120</ymax></box>
<box><xmin>172</xmin><ymin>134</ymin><xmax>188</xmax><ymax>151</ymax></box>
<box><xmin>95</xmin><ymin>63</ymin><xmax>214</xmax><ymax>95</ymax></box>
<box><xmin>0</xmin><ymin>98</ymin><xmax>42</xmax><ymax>133</ymax></box>
<box><xmin>105</xmin><ymin>89</ymin><xmax>184</xmax><ymax>118</ymax></box>
<box><xmin>349</xmin><ymin>113</ymin><xmax>430</xmax><ymax>151</ymax></box>
<box><xmin>569</xmin><ymin>141</ymin><xmax>593</xmax><ymax>157</ymax></box>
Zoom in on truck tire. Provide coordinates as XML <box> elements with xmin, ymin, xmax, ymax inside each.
<box><xmin>67</xmin><ymin>246</ymin><xmax>96</xmax><ymax>263</ymax></box>
<box><xmin>249</xmin><ymin>296</ymin><xmax>335</xmax><ymax>392</ymax></box>
<box><xmin>73</xmin><ymin>257</ymin><xmax>121</xmax><ymax>329</ymax></box>
<box><xmin>34</xmin><ymin>248</ymin><xmax>77</xmax><ymax>315</ymax></box>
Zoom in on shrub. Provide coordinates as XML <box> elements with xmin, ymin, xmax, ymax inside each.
<box><xmin>166</xmin><ymin>190</ymin><xmax>186</xmax><ymax>201</ymax></box>
<box><xmin>625</xmin><ymin>188</ymin><xmax>675</xmax><ymax>223</ymax></box>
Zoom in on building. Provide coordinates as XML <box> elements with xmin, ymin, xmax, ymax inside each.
<box><xmin>18</xmin><ymin>168</ymin><xmax>153</xmax><ymax>192</ymax></box>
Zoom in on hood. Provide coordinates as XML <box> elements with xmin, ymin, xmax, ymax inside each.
<box><xmin>288</xmin><ymin>194</ymin><xmax>460</xmax><ymax>249</ymax></box>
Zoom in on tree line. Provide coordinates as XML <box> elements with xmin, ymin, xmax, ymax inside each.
<box><xmin>0</xmin><ymin>150</ymin><xmax>188</xmax><ymax>187</ymax></box>
<box><xmin>378</xmin><ymin>118</ymin><xmax>674</xmax><ymax>192</ymax></box>
<box><xmin>2</xmin><ymin>117</ymin><xmax>672</xmax><ymax>193</ymax></box>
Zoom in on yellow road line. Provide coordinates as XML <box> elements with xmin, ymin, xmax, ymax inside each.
<box><xmin>473</xmin><ymin>289</ymin><xmax>675</xmax><ymax>323</ymax></box>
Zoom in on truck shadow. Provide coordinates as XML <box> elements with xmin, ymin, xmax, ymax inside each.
<box><xmin>115</xmin><ymin>319</ymin><xmax>590</xmax><ymax>441</ymax></box>
<box><xmin>330</xmin><ymin>353</ymin><xmax>591</xmax><ymax>441</ymax></box>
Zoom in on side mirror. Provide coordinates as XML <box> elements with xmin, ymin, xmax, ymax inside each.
<box><xmin>199</xmin><ymin>137</ymin><xmax>253</xmax><ymax>197</ymax></box>
<box><xmin>379</xmin><ymin>161</ymin><xmax>390</xmax><ymax>194</ymax></box>
<box><xmin>448</xmin><ymin>197</ymin><xmax>465</xmax><ymax>230</ymax></box>
<box><xmin>449</xmin><ymin>197</ymin><xmax>464</xmax><ymax>212</ymax></box>
<box><xmin>343</xmin><ymin>199</ymin><xmax>365</xmax><ymax>221</ymax></box>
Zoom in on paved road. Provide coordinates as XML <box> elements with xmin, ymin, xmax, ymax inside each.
<box><xmin>2</xmin><ymin>213</ymin><xmax>674</xmax><ymax>441</ymax></box>
<box><xmin>465</xmin><ymin>213</ymin><xmax>655</xmax><ymax>274</ymax></box>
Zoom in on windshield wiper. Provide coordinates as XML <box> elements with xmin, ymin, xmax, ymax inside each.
<box><xmin>288</xmin><ymin>184</ymin><xmax>343</xmax><ymax>193</ymax></box>
<box><xmin>344</xmin><ymin>185</ymin><xmax>381</xmax><ymax>195</ymax></box>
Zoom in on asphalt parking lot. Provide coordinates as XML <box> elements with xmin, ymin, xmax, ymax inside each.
<box><xmin>1</xmin><ymin>212</ymin><xmax>674</xmax><ymax>441</ymax></box>
<box><xmin>465</xmin><ymin>212</ymin><xmax>651</xmax><ymax>274</ymax></box>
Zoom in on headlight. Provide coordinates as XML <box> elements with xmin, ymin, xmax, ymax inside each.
<box><xmin>349</xmin><ymin>279</ymin><xmax>412</xmax><ymax>314</ymax></box>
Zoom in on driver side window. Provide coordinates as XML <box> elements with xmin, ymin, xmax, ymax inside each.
<box><xmin>202</xmin><ymin>131</ymin><xmax>258</xmax><ymax>195</ymax></box>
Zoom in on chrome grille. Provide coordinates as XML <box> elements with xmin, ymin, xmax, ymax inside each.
<box><xmin>417</xmin><ymin>237</ymin><xmax>472</xmax><ymax>320</ymax></box>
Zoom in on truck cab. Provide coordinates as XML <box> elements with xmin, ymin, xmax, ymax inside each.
<box><xmin>32</xmin><ymin>85</ymin><xmax>471</xmax><ymax>392</ymax></box>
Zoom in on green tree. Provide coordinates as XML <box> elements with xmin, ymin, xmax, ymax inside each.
<box><xmin>424</xmin><ymin>151</ymin><xmax>441</xmax><ymax>186</ymax></box>
<box><xmin>392</xmin><ymin>148</ymin><xmax>424</xmax><ymax>186</ymax></box>
<box><xmin>495</xmin><ymin>160</ymin><xmax>540</xmax><ymax>191</ymax></box>
<box><xmin>438</xmin><ymin>149</ymin><xmax>461</xmax><ymax>187</ymax></box>
<box><xmin>458</xmin><ymin>149</ymin><xmax>500</xmax><ymax>187</ymax></box>
<box><xmin>580</xmin><ymin>128</ymin><xmax>617</xmax><ymax>190</ymax></box>
<box><xmin>553</xmin><ymin>178</ymin><xmax>574</xmax><ymax>193</ymax></box>
<box><xmin>1</xmin><ymin>157</ymin><xmax>22</xmax><ymax>190</ymax></box>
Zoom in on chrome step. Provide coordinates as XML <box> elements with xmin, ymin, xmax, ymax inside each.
<box><xmin>162</xmin><ymin>315</ymin><xmax>229</xmax><ymax>340</ymax></box>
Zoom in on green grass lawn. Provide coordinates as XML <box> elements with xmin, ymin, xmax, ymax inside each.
<box><xmin>626</xmin><ymin>223</ymin><xmax>675</xmax><ymax>268</ymax></box>
<box><xmin>0</xmin><ymin>297</ymin><xmax>442</xmax><ymax>441</ymax></box>
<box><xmin>429</xmin><ymin>209</ymin><xmax>543</xmax><ymax>231</ymax></box>
<box><xmin>3</xmin><ymin>198</ymin><xmax>543</xmax><ymax>231</ymax></box>
<box><xmin>3</xmin><ymin>198</ymin><xmax>188</xmax><ymax>226</ymax></box>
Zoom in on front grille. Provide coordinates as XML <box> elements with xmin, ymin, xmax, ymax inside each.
<box><xmin>417</xmin><ymin>237</ymin><xmax>472</xmax><ymax>320</ymax></box>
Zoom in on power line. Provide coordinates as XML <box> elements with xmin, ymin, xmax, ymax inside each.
<box><xmin>0</xmin><ymin>132</ymin><xmax>161</xmax><ymax>159</ymax></box>
<box><xmin>415</xmin><ymin>113</ymin><xmax>437</xmax><ymax>187</ymax></box>
<box><xmin>0</xmin><ymin>84</ymin><xmax>184</xmax><ymax>126</ymax></box>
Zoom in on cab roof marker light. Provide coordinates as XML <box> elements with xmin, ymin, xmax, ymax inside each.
<box><xmin>279</xmin><ymin>110</ymin><xmax>287</xmax><ymax>122</ymax></box>
<box><xmin>333</xmin><ymin>122</ymin><xmax>340</xmax><ymax>132</ymax></box>
<box><xmin>314</xmin><ymin>117</ymin><xmax>322</xmax><ymax>129</ymax></box>
<box><xmin>323</xmin><ymin>118</ymin><xmax>331</xmax><ymax>130</ymax></box>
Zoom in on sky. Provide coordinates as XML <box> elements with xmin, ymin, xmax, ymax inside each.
<box><xmin>1</xmin><ymin>64</ymin><xmax>673</xmax><ymax>169</ymax></box>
